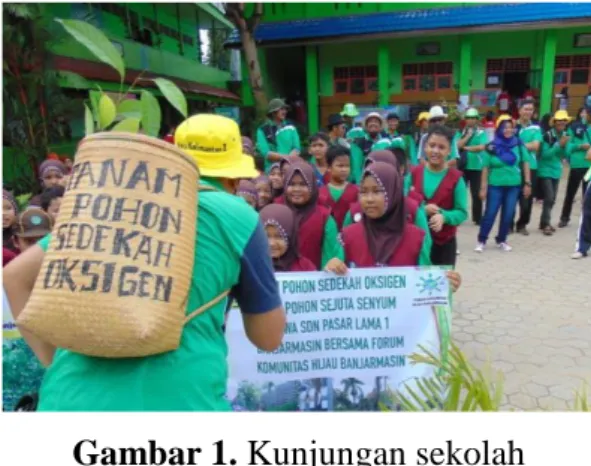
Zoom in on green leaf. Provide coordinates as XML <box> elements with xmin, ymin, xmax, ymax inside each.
<box><xmin>112</xmin><ymin>118</ymin><xmax>140</xmax><ymax>133</ymax></box>
<box><xmin>117</xmin><ymin>99</ymin><xmax>142</xmax><ymax>119</ymax></box>
<box><xmin>57</xmin><ymin>71</ymin><xmax>90</xmax><ymax>90</ymax></box>
<box><xmin>153</xmin><ymin>78</ymin><xmax>187</xmax><ymax>118</ymax></box>
<box><xmin>98</xmin><ymin>94</ymin><xmax>117</xmax><ymax>129</ymax></box>
<box><xmin>140</xmin><ymin>91</ymin><xmax>161</xmax><ymax>137</ymax></box>
<box><xmin>56</xmin><ymin>18</ymin><xmax>125</xmax><ymax>81</ymax></box>
<box><xmin>84</xmin><ymin>103</ymin><xmax>94</xmax><ymax>135</ymax></box>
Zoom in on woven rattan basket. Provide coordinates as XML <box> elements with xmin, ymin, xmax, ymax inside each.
<box><xmin>17</xmin><ymin>132</ymin><xmax>200</xmax><ymax>358</ymax></box>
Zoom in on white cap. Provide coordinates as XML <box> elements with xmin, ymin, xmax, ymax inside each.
<box><xmin>428</xmin><ymin>105</ymin><xmax>448</xmax><ymax>120</ymax></box>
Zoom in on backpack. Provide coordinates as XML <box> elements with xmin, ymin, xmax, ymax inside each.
<box><xmin>353</xmin><ymin>137</ymin><xmax>374</xmax><ymax>157</ymax></box>
<box><xmin>17</xmin><ymin>133</ymin><xmax>229</xmax><ymax>358</ymax></box>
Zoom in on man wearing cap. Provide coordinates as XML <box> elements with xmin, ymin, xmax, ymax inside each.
<box><xmin>538</xmin><ymin>110</ymin><xmax>571</xmax><ymax>235</ymax></box>
<box><xmin>341</xmin><ymin>103</ymin><xmax>364</xmax><ymax>140</ymax></box>
<box><xmin>457</xmin><ymin>108</ymin><xmax>487</xmax><ymax>225</ymax></box>
<box><xmin>513</xmin><ymin>99</ymin><xmax>542</xmax><ymax>235</ymax></box>
<box><xmin>408</xmin><ymin>111</ymin><xmax>430</xmax><ymax>167</ymax></box>
<box><xmin>417</xmin><ymin>106</ymin><xmax>460</xmax><ymax>167</ymax></box>
<box><xmin>349</xmin><ymin>112</ymin><xmax>394</xmax><ymax>183</ymax></box>
<box><xmin>326</xmin><ymin>113</ymin><xmax>350</xmax><ymax>149</ymax></box>
<box><xmin>559</xmin><ymin>106</ymin><xmax>591</xmax><ymax>228</ymax></box>
<box><xmin>256</xmin><ymin>98</ymin><xmax>301</xmax><ymax>173</ymax></box>
<box><xmin>4</xmin><ymin>114</ymin><xmax>286</xmax><ymax>411</ymax></box>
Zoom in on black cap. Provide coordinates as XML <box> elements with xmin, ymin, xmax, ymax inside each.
<box><xmin>13</xmin><ymin>208</ymin><xmax>53</xmax><ymax>238</ymax></box>
<box><xmin>327</xmin><ymin>113</ymin><xmax>345</xmax><ymax>128</ymax></box>
<box><xmin>386</xmin><ymin>112</ymin><xmax>400</xmax><ymax>121</ymax></box>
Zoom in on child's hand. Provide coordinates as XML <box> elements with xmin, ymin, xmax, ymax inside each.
<box><xmin>324</xmin><ymin>258</ymin><xmax>348</xmax><ymax>275</ymax></box>
<box><xmin>446</xmin><ymin>270</ymin><xmax>462</xmax><ymax>293</ymax></box>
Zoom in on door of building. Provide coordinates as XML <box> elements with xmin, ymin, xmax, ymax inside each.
<box><xmin>486</xmin><ymin>57</ymin><xmax>532</xmax><ymax>105</ymax></box>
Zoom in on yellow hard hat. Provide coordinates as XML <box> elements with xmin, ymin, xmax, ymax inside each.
<box><xmin>415</xmin><ymin>112</ymin><xmax>430</xmax><ymax>125</ymax></box>
<box><xmin>550</xmin><ymin>110</ymin><xmax>572</xmax><ymax>126</ymax></box>
<box><xmin>495</xmin><ymin>114</ymin><xmax>513</xmax><ymax>129</ymax></box>
<box><xmin>175</xmin><ymin>114</ymin><xmax>259</xmax><ymax>179</ymax></box>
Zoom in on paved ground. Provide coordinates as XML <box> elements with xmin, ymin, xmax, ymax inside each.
<box><xmin>454</xmin><ymin>170</ymin><xmax>590</xmax><ymax>410</ymax></box>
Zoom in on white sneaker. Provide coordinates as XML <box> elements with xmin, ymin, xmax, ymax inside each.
<box><xmin>571</xmin><ymin>252</ymin><xmax>585</xmax><ymax>260</ymax></box>
<box><xmin>498</xmin><ymin>242</ymin><xmax>512</xmax><ymax>252</ymax></box>
<box><xmin>456</xmin><ymin>249</ymin><xmax>461</xmax><ymax>255</ymax></box>
<box><xmin>474</xmin><ymin>243</ymin><xmax>485</xmax><ymax>253</ymax></box>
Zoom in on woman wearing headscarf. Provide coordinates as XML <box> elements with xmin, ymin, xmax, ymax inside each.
<box><xmin>475</xmin><ymin>116</ymin><xmax>532</xmax><ymax>253</ymax></box>
<box><xmin>268</xmin><ymin>162</ymin><xmax>284</xmax><ymax>200</ymax></box>
<box><xmin>283</xmin><ymin>162</ymin><xmax>343</xmax><ymax>270</ymax></box>
<box><xmin>3</xmin><ymin>189</ymin><xmax>19</xmax><ymax>254</ymax></box>
<box><xmin>274</xmin><ymin>155</ymin><xmax>308</xmax><ymax>205</ymax></box>
<box><xmin>236</xmin><ymin>180</ymin><xmax>259</xmax><ymax>209</ymax></box>
<box><xmin>325</xmin><ymin>162</ymin><xmax>462</xmax><ymax>291</ymax></box>
<box><xmin>259</xmin><ymin>204</ymin><xmax>316</xmax><ymax>272</ymax></box>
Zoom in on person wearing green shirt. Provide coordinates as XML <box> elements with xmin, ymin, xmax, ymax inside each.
<box><xmin>538</xmin><ymin>110</ymin><xmax>571</xmax><ymax>235</ymax></box>
<box><xmin>514</xmin><ymin>99</ymin><xmax>542</xmax><ymax>235</ymax></box>
<box><xmin>559</xmin><ymin>107</ymin><xmax>591</xmax><ymax>228</ymax></box>
<box><xmin>476</xmin><ymin>116</ymin><xmax>532</xmax><ymax>253</ymax></box>
<box><xmin>349</xmin><ymin>112</ymin><xmax>393</xmax><ymax>183</ymax></box>
<box><xmin>457</xmin><ymin>108</ymin><xmax>488</xmax><ymax>225</ymax></box>
<box><xmin>341</xmin><ymin>103</ymin><xmax>365</xmax><ymax>140</ymax></box>
<box><xmin>256</xmin><ymin>98</ymin><xmax>301</xmax><ymax>173</ymax></box>
<box><xmin>417</xmin><ymin>106</ymin><xmax>460</xmax><ymax>169</ymax></box>
<box><xmin>412</xmin><ymin>126</ymin><xmax>468</xmax><ymax>267</ymax></box>
<box><xmin>407</xmin><ymin>111</ymin><xmax>430</xmax><ymax>167</ymax></box>
<box><xmin>3</xmin><ymin>114</ymin><xmax>286</xmax><ymax>411</ymax></box>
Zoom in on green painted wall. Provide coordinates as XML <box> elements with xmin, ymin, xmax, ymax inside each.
<box><xmin>312</xmin><ymin>26</ymin><xmax>589</xmax><ymax>98</ymax></box>
<box><xmin>46</xmin><ymin>3</ymin><xmax>231</xmax><ymax>88</ymax></box>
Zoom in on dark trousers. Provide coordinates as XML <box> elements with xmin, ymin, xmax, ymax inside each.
<box><xmin>479</xmin><ymin>185</ymin><xmax>520</xmax><ymax>244</ymax></box>
<box><xmin>463</xmin><ymin>169</ymin><xmax>483</xmax><ymax>224</ymax></box>
<box><xmin>516</xmin><ymin>169</ymin><xmax>537</xmax><ymax>230</ymax></box>
<box><xmin>430</xmin><ymin>237</ymin><xmax>457</xmax><ymax>268</ymax></box>
<box><xmin>539</xmin><ymin>177</ymin><xmax>560</xmax><ymax>229</ymax></box>
<box><xmin>560</xmin><ymin>167</ymin><xmax>590</xmax><ymax>224</ymax></box>
<box><xmin>576</xmin><ymin>183</ymin><xmax>591</xmax><ymax>255</ymax></box>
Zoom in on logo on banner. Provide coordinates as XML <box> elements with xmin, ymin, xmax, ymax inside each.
<box><xmin>414</xmin><ymin>272</ymin><xmax>447</xmax><ymax>306</ymax></box>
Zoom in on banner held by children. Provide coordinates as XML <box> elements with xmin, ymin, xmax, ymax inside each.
<box><xmin>226</xmin><ymin>267</ymin><xmax>451</xmax><ymax>412</ymax></box>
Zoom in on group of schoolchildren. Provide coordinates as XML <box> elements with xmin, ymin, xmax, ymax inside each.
<box><xmin>249</xmin><ymin>98</ymin><xmax>591</xmax><ymax>262</ymax></box>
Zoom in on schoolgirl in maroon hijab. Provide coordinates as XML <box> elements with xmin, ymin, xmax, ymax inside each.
<box><xmin>331</xmin><ymin>162</ymin><xmax>430</xmax><ymax>268</ymax></box>
<box><xmin>236</xmin><ymin>180</ymin><xmax>259</xmax><ymax>209</ymax></box>
<box><xmin>259</xmin><ymin>204</ymin><xmax>316</xmax><ymax>272</ymax></box>
<box><xmin>253</xmin><ymin>175</ymin><xmax>274</xmax><ymax>210</ymax></box>
<box><xmin>283</xmin><ymin>162</ymin><xmax>343</xmax><ymax>270</ymax></box>
<box><xmin>344</xmin><ymin>151</ymin><xmax>421</xmax><ymax>228</ymax></box>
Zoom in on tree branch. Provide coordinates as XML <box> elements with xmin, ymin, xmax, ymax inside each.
<box><xmin>246</xmin><ymin>3</ymin><xmax>263</xmax><ymax>34</ymax></box>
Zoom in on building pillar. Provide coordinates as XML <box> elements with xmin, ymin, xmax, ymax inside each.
<box><xmin>306</xmin><ymin>45</ymin><xmax>319</xmax><ymax>134</ymax></box>
<box><xmin>539</xmin><ymin>30</ymin><xmax>557</xmax><ymax>116</ymax></box>
<box><xmin>378</xmin><ymin>45</ymin><xmax>390</xmax><ymax>108</ymax></box>
<box><xmin>459</xmin><ymin>35</ymin><xmax>472</xmax><ymax>99</ymax></box>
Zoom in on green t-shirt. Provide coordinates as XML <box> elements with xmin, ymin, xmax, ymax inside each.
<box><xmin>482</xmin><ymin>146</ymin><xmax>523</xmax><ymax>187</ymax></box>
<box><xmin>421</xmin><ymin>167</ymin><xmax>468</xmax><ymax>226</ymax></box>
<box><xmin>516</xmin><ymin>123</ymin><xmax>543</xmax><ymax>171</ymax></box>
<box><xmin>36</xmin><ymin>179</ymin><xmax>282</xmax><ymax>411</ymax></box>
<box><xmin>459</xmin><ymin>128</ymin><xmax>487</xmax><ymax>171</ymax></box>
<box><xmin>256</xmin><ymin>120</ymin><xmax>301</xmax><ymax>173</ymax></box>
<box><xmin>566</xmin><ymin>123</ymin><xmax>591</xmax><ymax>169</ymax></box>
<box><xmin>538</xmin><ymin>130</ymin><xmax>567</xmax><ymax>179</ymax></box>
<box><xmin>321</xmin><ymin>215</ymin><xmax>344</xmax><ymax>268</ymax></box>
<box><xmin>328</xmin><ymin>184</ymin><xmax>345</xmax><ymax>203</ymax></box>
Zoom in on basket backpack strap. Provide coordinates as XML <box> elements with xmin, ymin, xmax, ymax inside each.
<box><xmin>198</xmin><ymin>184</ymin><xmax>216</xmax><ymax>192</ymax></box>
<box><xmin>184</xmin><ymin>290</ymin><xmax>231</xmax><ymax>325</ymax></box>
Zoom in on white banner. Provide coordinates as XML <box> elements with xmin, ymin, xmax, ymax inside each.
<box><xmin>226</xmin><ymin>267</ymin><xmax>451</xmax><ymax>411</ymax></box>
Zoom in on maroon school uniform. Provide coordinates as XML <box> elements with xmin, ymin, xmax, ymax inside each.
<box><xmin>341</xmin><ymin>222</ymin><xmax>425</xmax><ymax>267</ymax></box>
<box><xmin>318</xmin><ymin>183</ymin><xmax>359</xmax><ymax>230</ymax></box>
<box><xmin>411</xmin><ymin>165</ymin><xmax>462</xmax><ymax>246</ymax></box>
<box><xmin>287</xmin><ymin>256</ymin><xmax>317</xmax><ymax>272</ymax></box>
<box><xmin>298</xmin><ymin>205</ymin><xmax>331</xmax><ymax>269</ymax></box>
<box><xmin>348</xmin><ymin>196</ymin><xmax>419</xmax><ymax>225</ymax></box>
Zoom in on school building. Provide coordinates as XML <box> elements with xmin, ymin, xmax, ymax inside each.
<box><xmin>227</xmin><ymin>3</ymin><xmax>591</xmax><ymax>132</ymax></box>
